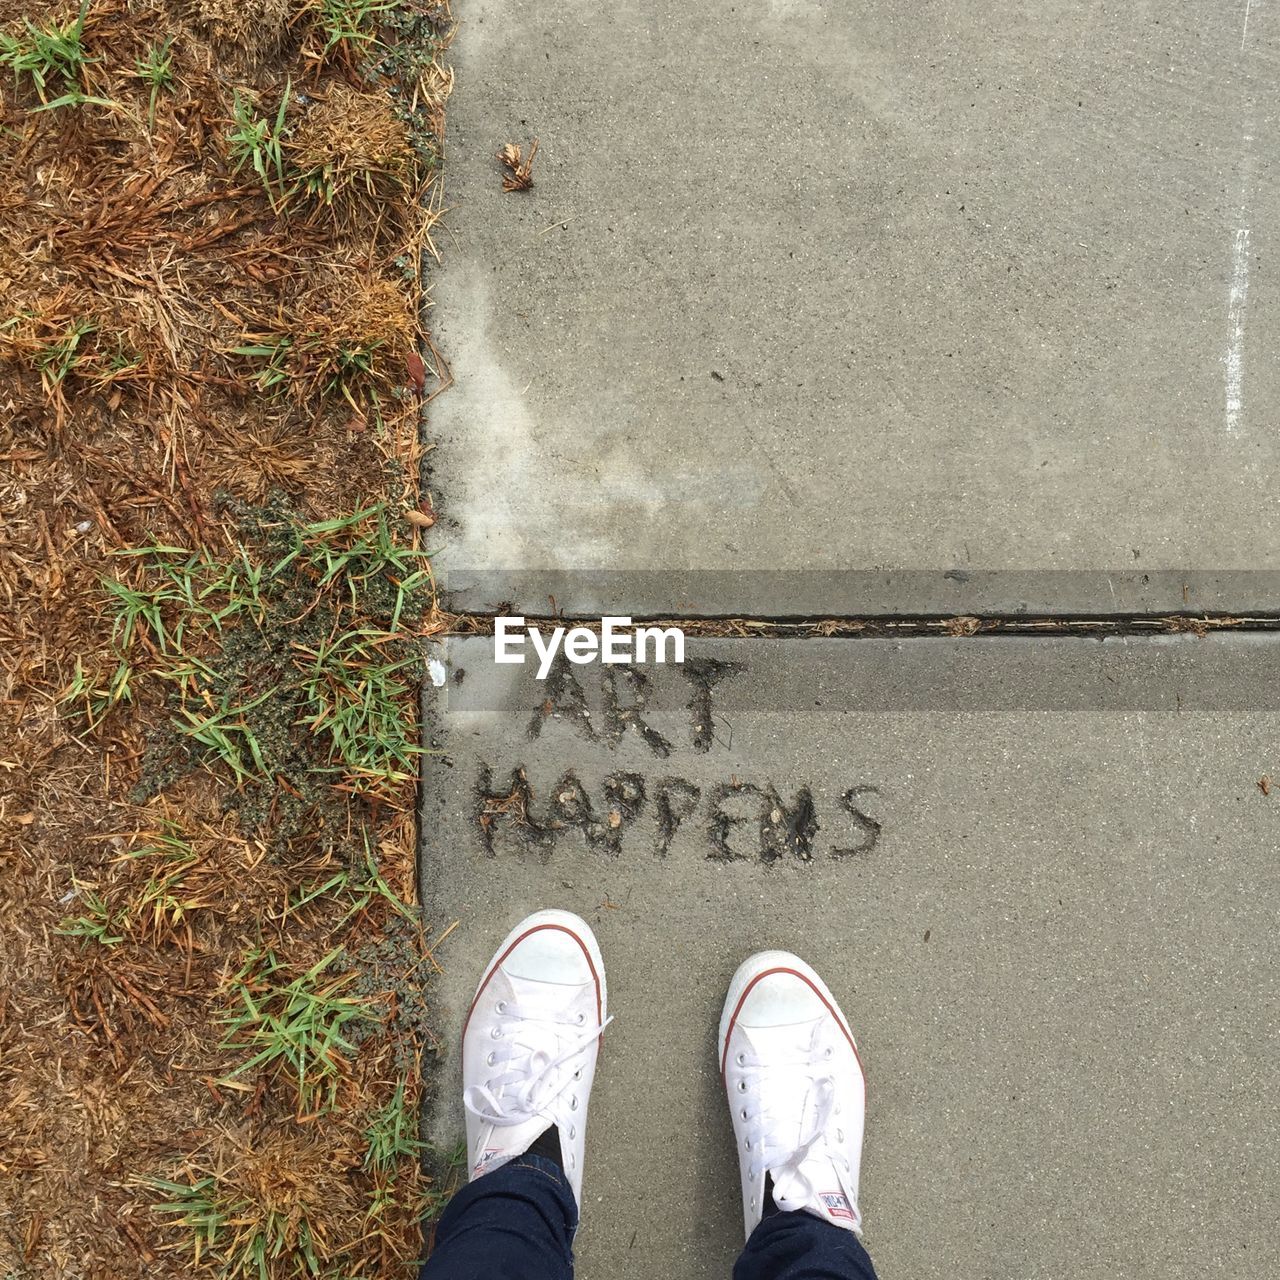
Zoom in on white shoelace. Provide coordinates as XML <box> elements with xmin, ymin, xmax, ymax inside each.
<box><xmin>464</xmin><ymin>1003</ymin><xmax>613</xmax><ymax>1130</ymax></box>
<box><xmin>735</xmin><ymin>1022</ymin><xmax>855</xmax><ymax>1211</ymax></box>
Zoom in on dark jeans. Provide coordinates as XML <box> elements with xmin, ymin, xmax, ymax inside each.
<box><xmin>420</xmin><ymin>1155</ymin><xmax>878</xmax><ymax>1280</ymax></box>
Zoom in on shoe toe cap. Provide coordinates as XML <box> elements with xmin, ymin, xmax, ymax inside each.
<box><xmin>736</xmin><ymin>969</ymin><xmax>827</xmax><ymax>1028</ymax></box>
<box><xmin>502</xmin><ymin>925</ymin><xmax>596</xmax><ymax>985</ymax></box>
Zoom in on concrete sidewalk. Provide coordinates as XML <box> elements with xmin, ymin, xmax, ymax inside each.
<box><xmin>428</xmin><ymin>0</ymin><xmax>1280</xmax><ymax>616</ymax></box>
<box><xmin>420</xmin><ymin>2</ymin><xmax>1280</xmax><ymax>1275</ymax></box>
<box><xmin>422</xmin><ymin>636</ymin><xmax>1280</xmax><ymax>1279</ymax></box>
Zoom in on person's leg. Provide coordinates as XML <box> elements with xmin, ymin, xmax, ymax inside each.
<box><xmin>421</xmin><ymin>1153</ymin><xmax>576</xmax><ymax>1280</ymax></box>
<box><xmin>420</xmin><ymin>910</ymin><xmax>610</xmax><ymax>1280</ymax></box>
<box><xmin>719</xmin><ymin>952</ymin><xmax>880</xmax><ymax>1280</ymax></box>
<box><xmin>733</xmin><ymin>1209</ymin><xmax>878</xmax><ymax>1280</ymax></box>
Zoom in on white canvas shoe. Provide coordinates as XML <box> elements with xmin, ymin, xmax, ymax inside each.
<box><xmin>461</xmin><ymin>909</ymin><xmax>609</xmax><ymax>1205</ymax></box>
<box><xmin>720</xmin><ymin>951</ymin><xmax>866</xmax><ymax>1238</ymax></box>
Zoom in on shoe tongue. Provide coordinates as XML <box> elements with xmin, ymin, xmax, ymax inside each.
<box><xmin>736</xmin><ymin>1018</ymin><xmax>827</xmax><ymax>1082</ymax></box>
<box><xmin>504</xmin><ymin>972</ymin><xmax>590</xmax><ymax>1020</ymax></box>
<box><xmin>746</xmin><ymin>1026</ymin><xmax>844</xmax><ymax>1218</ymax></box>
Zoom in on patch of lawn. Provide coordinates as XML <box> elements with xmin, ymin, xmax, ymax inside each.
<box><xmin>76</xmin><ymin>498</ymin><xmax>434</xmax><ymax>840</ymax></box>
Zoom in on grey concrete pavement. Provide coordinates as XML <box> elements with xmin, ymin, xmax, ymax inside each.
<box><xmin>421</xmin><ymin>635</ymin><xmax>1280</xmax><ymax>1279</ymax></box>
<box><xmin>420</xmin><ymin>3</ymin><xmax>1280</xmax><ymax>1271</ymax></box>
<box><xmin>428</xmin><ymin>0</ymin><xmax>1280</xmax><ymax>615</ymax></box>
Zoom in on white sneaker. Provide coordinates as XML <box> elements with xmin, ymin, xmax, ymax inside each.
<box><xmin>462</xmin><ymin>909</ymin><xmax>609</xmax><ymax>1205</ymax></box>
<box><xmin>719</xmin><ymin>951</ymin><xmax>866</xmax><ymax>1238</ymax></box>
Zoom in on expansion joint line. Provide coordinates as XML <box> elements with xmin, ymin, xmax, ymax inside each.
<box><xmin>438</xmin><ymin>612</ymin><xmax>1280</xmax><ymax>641</ymax></box>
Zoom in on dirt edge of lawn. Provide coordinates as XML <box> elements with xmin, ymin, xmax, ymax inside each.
<box><xmin>0</xmin><ymin>1</ymin><xmax>457</xmax><ymax>1275</ymax></box>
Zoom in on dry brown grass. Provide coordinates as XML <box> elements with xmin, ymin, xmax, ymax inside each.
<box><xmin>0</xmin><ymin>0</ymin><xmax>454</xmax><ymax>1275</ymax></box>
<box><xmin>287</xmin><ymin>81</ymin><xmax>414</xmax><ymax>205</ymax></box>
<box><xmin>194</xmin><ymin>0</ymin><xmax>294</xmax><ymax>50</ymax></box>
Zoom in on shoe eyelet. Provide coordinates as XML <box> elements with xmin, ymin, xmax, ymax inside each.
<box><xmin>737</xmin><ymin>1079</ymin><xmax>747</xmax><ymax>1092</ymax></box>
<box><xmin>486</xmin><ymin>1052</ymin><xmax>496</xmax><ymax>1066</ymax></box>
<box><xmin>748</xmin><ymin>1170</ymin><xmax>755</xmax><ymax>1182</ymax></box>
<box><xmin>736</xmin><ymin>1052</ymin><xmax>746</xmax><ymax>1066</ymax></box>
<box><xmin>491</xmin><ymin>1027</ymin><xmax>502</xmax><ymax>1039</ymax></box>
<box><xmin>575</xmin><ymin>1012</ymin><xmax>586</xmax><ymax>1025</ymax></box>
<box><xmin>836</xmin><ymin>1129</ymin><xmax>845</xmax><ymax>1143</ymax></box>
<box><xmin>569</xmin><ymin>1154</ymin><xmax>576</xmax><ymax>1169</ymax></box>
<box><xmin>570</xmin><ymin>1095</ymin><xmax>579</xmax><ymax>1111</ymax></box>
<box><xmin>740</xmin><ymin>1109</ymin><xmax>748</xmax><ymax>1121</ymax></box>
<box><xmin>824</xmin><ymin>1046</ymin><xmax>833</xmax><ymax>1059</ymax></box>
<box><xmin>744</xmin><ymin>1139</ymin><xmax>751</xmax><ymax>1150</ymax></box>
<box><xmin>569</xmin><ymin>1125</ymin><xmax>576</xmax><ymax>1139</ymax></box>
<box><xmin>574</xmin><ymin>1069</ymin><xmax>581</xmax><ymax>1080</ymax></box>
<box><xmin>495</xmin><ymin>1000</ymin><xmax>506</xmax><ymax>1014</ymax></box>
